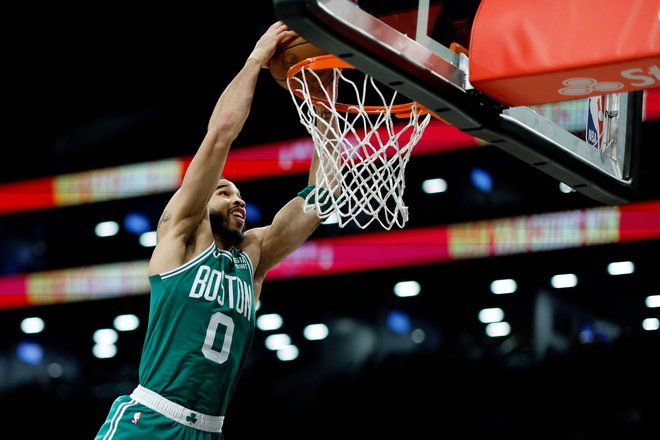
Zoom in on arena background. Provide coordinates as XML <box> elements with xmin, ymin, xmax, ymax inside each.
<box><xmin>1</xmin><ymin>5</ymin><xmax>660</xmax><ymax>439</ymax></box>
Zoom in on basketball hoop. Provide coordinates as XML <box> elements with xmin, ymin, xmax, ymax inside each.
<box><xmin>286</xmin><ymin>54</ymin><xmax>431</xmax><ymax>230</ymax></box>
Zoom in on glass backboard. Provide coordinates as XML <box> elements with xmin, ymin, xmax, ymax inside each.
<box><xmin>273</xmin><ymin>0</ymin><xmax>646</xmax><ymax>205</ymax></box>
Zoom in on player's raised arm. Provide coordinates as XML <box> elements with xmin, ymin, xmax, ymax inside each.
<box><xmin>150</xmin><ymin>22</ymin><xmax>297</xmax><ymax>274</ymax></box>
<box><xmin>252</xmin><ymin>101</ymin><xmax>340</xmax><ymax>279</ymax></box>
<box><xmin>161</xmin><ymin>22</ymin><xmax>296</xmax><ymax>239</ymax></box>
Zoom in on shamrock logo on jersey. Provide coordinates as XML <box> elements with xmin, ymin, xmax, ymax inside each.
<box><xmin>186</xmin><ymin>412</ymin><xmax>198</xmax><ymax>424</ymax></box>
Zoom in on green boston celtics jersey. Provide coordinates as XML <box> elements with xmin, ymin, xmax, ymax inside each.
<box><xmin>139</xmin><ymin>242</ymin><xmax>255</xmax><ymax>417</ymax></box>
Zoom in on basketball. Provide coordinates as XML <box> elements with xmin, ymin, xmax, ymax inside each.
<box><xmin>269</xmin><ymin>37</ymin><xmax>332</xmax><ymax>92</ymax></box>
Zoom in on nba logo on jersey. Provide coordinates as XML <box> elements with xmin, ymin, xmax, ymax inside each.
<box><xmin>586</xmin><ymin>95</ymin><xmax>604</xmax><ymax>150</ymax></box>
<box><xmin>132</xmin><ymin>411</ymin><xmax>142</xmax><ymax>425</ymax></box>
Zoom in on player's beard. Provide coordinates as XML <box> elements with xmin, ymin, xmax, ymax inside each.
<box><xmin>209</xmin><ymin>209</ymin><xmax>245</xmax><ymax>247</ymax></box>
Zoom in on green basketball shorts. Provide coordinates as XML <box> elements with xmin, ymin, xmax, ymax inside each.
<box><xmin>94</xmin><ymin>386</ymin><xmax>224</xmax><ymax>440</ymax></box>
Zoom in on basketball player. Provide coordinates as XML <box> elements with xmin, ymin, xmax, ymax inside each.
<box><xmin>95</xmin><ymin>21</ymin><xmax>334</xmax><ymax>439</ymax></box>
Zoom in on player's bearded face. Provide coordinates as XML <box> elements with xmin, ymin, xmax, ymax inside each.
<box><xmin>209</xmin><ymin>208</ymin><xmax>245</xmax><ymax>247</ymax></box>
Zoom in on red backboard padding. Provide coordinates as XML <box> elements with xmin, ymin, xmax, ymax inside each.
<box><xmin>469</xmin><ymin>0</ymin><xmax>660</xmax><ymax>106</ymax></box>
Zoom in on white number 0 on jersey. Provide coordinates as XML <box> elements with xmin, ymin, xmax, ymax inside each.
<box><xmin>201</xmin><ymin>312</ymin><xmax>234</xmax><ymax>364</ymax></box>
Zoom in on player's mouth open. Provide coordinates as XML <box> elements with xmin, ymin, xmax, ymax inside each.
<box><xmin>231</xmin><ymin>209</ymin><xmax>245</xmax><ymax>221</ymax></box>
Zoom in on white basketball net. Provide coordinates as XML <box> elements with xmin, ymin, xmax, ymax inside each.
<box><xmin>287</xmin><ymin>62</ymin><xmax>431</xmax><ymax>230</ymax></box>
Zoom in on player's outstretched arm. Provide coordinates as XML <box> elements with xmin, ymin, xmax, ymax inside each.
<box><xmin>253</xmin><ymin>102</ymin><xmax>340</xmax><ymax>278</ymax></box>
<box><xmin>162</xmin><ymin>22</ymin><xmax>296</xmax><ymax>236</ymax></box>
<box><xmin>150</xmin><ymin>22</ymin><xmax>297</xmax><ymax>275</ymax></box>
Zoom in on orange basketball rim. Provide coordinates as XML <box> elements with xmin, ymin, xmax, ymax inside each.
<box><xmin>286</xmin><ymin>54</ymin><xmax>433</xmax><ymax>118</ymax></box>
